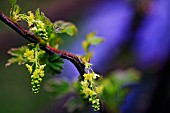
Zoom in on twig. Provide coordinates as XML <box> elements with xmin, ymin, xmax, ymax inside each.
<box><xmin>0</xmin><ymin>10</ymin><xmax>85</xmax><ymax>78</ymax></box>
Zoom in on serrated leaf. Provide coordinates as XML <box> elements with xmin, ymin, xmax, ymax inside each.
<box><xmin>48</xmin><ymin>63</ymin><xmax>63</xmax><ymax>72</ymax></box>
<box><xmin>6</xmin><ymin>46</ymin><xmax>28</xmax><ymax>67</ymax></box>
<box><xmin>45</xmin><ymin>79</ymin><xmax>70</xmax><ymax>98</ymax></box>
<box><xmin>64</xmin><ymin>97</ymin><xmax>85</xmax><ymax>113</ymax></box>
<box><xmin>45</xmin><ymin>54</ymin><xmax>64</xmax><ymax>75</ymax></box>
<box><xmin>48</xmin><ymin>34</ymin><xmax>62</xmax><ymax>48</ymax></box>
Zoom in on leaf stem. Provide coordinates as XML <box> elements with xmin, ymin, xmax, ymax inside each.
<box><xmin>35</xmin><ymin>44</ymin><xmax>39</xmax><ymax>68</ymax></box>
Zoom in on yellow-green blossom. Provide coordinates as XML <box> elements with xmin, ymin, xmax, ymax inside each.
<box><xmin>36</xmin><ymin>20</ymin><xmax>45</xmax><ymax>29</ymax></box>
<box><xmin>83</xmin><ymin>73</ymin><xmax>93</xmax><ymax>81</ymax></box>
<box><xmin>27</xmin><ymin>11</ymin><xmax>34</xmax><ymax>27</ymax></box>
<box><xmin>24</xmin><ymin>49</ymin><xmax>34</xmax><ymax>62</ymax></box>
<box><xmin>40</xmin><ymin>64</ymin><xmax>46</xmax><ymax>70</ymax></box>
<box><xmin>83</xmin><ymin>87</ymin><xmax>94</xmax><ymax>97</ymax></box>
<box><xmin>25</xmin><ymin>64</ymin><xmax>32</xmax><ymax>74</ymax></box>
<box><xmin>81</xmin><ymin>70</ymin><xmax>102</xmax><ymax>111</ymax></box>
<box><xmin>81</xmin><ymin>80</ymin><xmax>89</xmax><ymax>87</ymax></box>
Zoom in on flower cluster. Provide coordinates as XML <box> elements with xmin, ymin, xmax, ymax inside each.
<box><xmin>81</xmin><ymin>72</ymin><xmax>102</xmax><ymax>111</ymax></box>
<box><xmin>10</xmin><ymin>2</ymin><xmax>54</xmax><ymax>42</ymax></box>
<box><xmin>24</xmin><ymin>44</ymin><xmax>46</xmax><ymax>93</ymax></box>
<box><xmin>30</xmin><ymin>64</ymin><xmax>46</xmax><ymax>93</ymax></box>
<box><xmin>80</xmin><ymin>63</ymin><xmax>103</xmax><ymax>111</ymax></box>
<box><xmin>27</xmin><ymin>9</ymin><xmax>52</xmax><ymax>41</ymax></box>
<box><xmin>24</xmin><ymin>49</ymin><xmax>35</xmax><ymax>62</ymax></box>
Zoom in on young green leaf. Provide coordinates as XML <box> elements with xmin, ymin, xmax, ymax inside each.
<box><xmin>44</xmin><ymin>54</ymin><xmax>64</xmax><ymax>75</ymax></box>
<box><xmin>10</xmin><ymin>0</ymin><xmax>17</xmax><ymax>9</ymax></box>
<box><xmin>6</xmin><ymin>46</ymin><xmax>29</xmax><ymax>67</ymax></box>
<box><xmin>87</xmin><ymin>37</ymin><xmax>103</xmax><ymax>45</ymax></box>
<box><xmin>100</xmin><ymin>69</ymin><xmax>140</xmax><ymax>112</ymax></box>
<box><xmin>54</xmin><ymin>20</ymin><xmax>77</xmax><ymax>36</ymax></box>
<box><xmin>45</xmin><ymin>79</ymin><xmax>70</xmax><ymax>98</ymax></box>
<box><xmin>86</xmin><ymin>32</ymin><xmax>103</xmax><ymax>45</ymax></box>
<box><xmin>35</xmin><ymin>8</ymin><xmax>43</xmax><ymax>20</ymax></box>
<box><xmin>82</xmin><ymin>41</ymin><xmax>89</xmax><ymax>53</ymax></box>
<box><xmin>64</xmin><ymin>96</ymin><xmax>86</xmax><ymax>113</ymax></box>
<box><xmin>82</xmin><ymin>32</ymin><xmax>103</xmax><ymax>54</ymax></box>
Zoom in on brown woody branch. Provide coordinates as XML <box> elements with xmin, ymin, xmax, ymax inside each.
<box><xmin>0</xmin><ymin>10</ymin><xmax>85</xmax><ymax>78</ymax></box>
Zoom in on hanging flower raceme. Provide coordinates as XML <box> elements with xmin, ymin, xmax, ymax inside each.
<box><xmin>80</xmin><ymin>62</ymin><xmax>103</xmax><ymax>111</ymax></box>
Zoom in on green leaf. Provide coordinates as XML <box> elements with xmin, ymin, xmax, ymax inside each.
<box><xmin>86</xmin><ymin>32</ymin><xmax>96</xmax><ymax>39</ymax></box>
<box><xmin>79</xmin><ymin>52</ymin><xmax>93</xmax><ymax>63</ymax></box>
<box><xmin>45</xmin><ymin>79</ymin><xmax>70</xmax><ymax>98</ymax></box>
<box><xmin>10</xmin><ymin>0</ymin><xmax>29</xmax><ymax>22</ymax></box>
<box><xmin>6</xmin><ymin>46</ymin><xmax>29</xmax><ymax>67</ymax></box>
<box><xmin>87</xmin><ymin>37</ymin><xmax>103</xmax><ymax>45</ymax></box>
<box><xmin>10</xmin><ymin>4</ymin><xmax>21</xmax><ymax>22</ymax></box>
<box><xmin>10</xmin><ymin>0</ymin><xmax>17</xmax><ymax>9</ymax></box>
<box><xmin>65</xmin><ymin>25</ymin><xmax>77</xmax><ymax>36</ymax></box>
<box><xmin>54</xmin><ymin>20</ymin><xmax>77</xmax><ymax>36</ymax></box>
<box><xmin>82</xmin><ymin>41</ymin><xmax>89</xmax><ymax>53</ymax></box>
<box><xmin>64</xmin><ymin>97</ymin><xmax>86</xmax><ymax>113</ymax></box>
<box><xmin>48</xmin><ymin>33</ymin><xmax>62</xmax><ymax>48</ymax></box>
<box><xmin>100</xmin><ymin>68</ymin><xmax>140</xmax><ymax>112</ymax></box>
<box><xmin>86</xmin><ymin>32</ymin><xmax>103</xmax><ymax>45</ymax></box>
<box><xmin>35</xmin><ymin>8</ymin><xmax>42</xmax><ymax>20</ymax></box>
<box><xmin>81</xmin><ymin>32</ymin><xmax>103</xmax><ymax>63</ymax></box>
<box><xmin>82</xmin><ymin>32</ymin><xmax>103</xmax><ymax>53</ymax></box>
<box><xmin>44</xmin><ymin>54</ymin><xmax>64</xmax><ymax>75</ymax></box>
<box><xmin>48</xmin><ymin>36</ymin><xmax>59</xmax><ymax>48</ymax></box>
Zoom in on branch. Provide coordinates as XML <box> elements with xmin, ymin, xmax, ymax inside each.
<box><xmin>0</xmin><ymin>10</ymin><xmax>105</xmax><ymax>113</ymax></box>
<box><xmin>0</xmin><ymin>10</ymin><xmax>85</xmax><ymax>78</ymax></box>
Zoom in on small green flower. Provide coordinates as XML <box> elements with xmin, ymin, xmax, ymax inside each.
<box><xmin>39</xmin><ymin>64</ymin><xmax>46</xmax><ymax>70</ymax></box>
